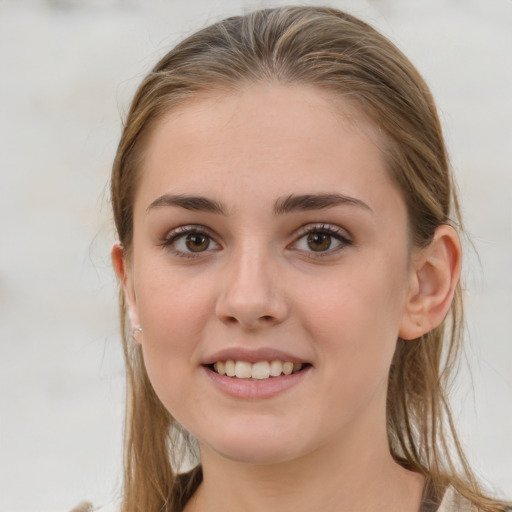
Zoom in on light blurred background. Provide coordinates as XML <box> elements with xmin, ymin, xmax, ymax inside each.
<box><xmin>0</xmin><ymin>0</ymin><xmax>510</xmax><ymax>510</ymax></box>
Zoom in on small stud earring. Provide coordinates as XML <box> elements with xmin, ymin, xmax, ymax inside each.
<box><xmin>132</xmin><ymin>327</ymin><xmax>143</xmax><ymax>343</ymax></box>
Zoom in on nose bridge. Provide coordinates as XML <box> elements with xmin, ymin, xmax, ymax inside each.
<box><xmin>216</xmin><ymin>239</ymin><xmax>287</xmax><ymax>328</ymax></box>
<box><xmin>232</xmin><ymin>245</ymin><xmax>271</xmax><ymax>297</ymax></box>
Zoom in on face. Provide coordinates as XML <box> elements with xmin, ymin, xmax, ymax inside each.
<box><xmin>119</xmin><ymin>84</ymin><xmax>416</xmax><ymax>465</ymax></box>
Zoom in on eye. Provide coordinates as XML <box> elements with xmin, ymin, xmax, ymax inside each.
<box><xmin>305</xmin><ymin>232</ymin><xmax>334</xmax><ymax>252</ymax></box>
<box><xmin>291</xmin><ymin>224</ymin><xmax>351</xmax><ymax>255</ymax></box>
<box><xmin>179</xmin><ymin>232</ymin><xmax>211</xmax><ymax>252</ymax></box>
<box><xmin>162</xmin><ymin>225</ymin><xmax>220</xmax><ymax>257</ymax></box>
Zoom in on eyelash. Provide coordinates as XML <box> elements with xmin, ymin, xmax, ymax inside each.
<box><xmin>160</xmin><ymin>224</ymin><xmax>220</xmax><ymax>259</ymax></box>
<box><xmin>290</xmin><ymin>223</ymin><xmax>352</xmax><ymax>257</ymax></box>
<box><xmin>160</xmin><ymin>223</ymin><xmax>352</xmax><ymax>259</ymax></box>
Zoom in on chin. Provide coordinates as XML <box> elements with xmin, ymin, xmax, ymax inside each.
<box><xmin>212</xmin><ymin>442</ymin><xmax>298</xmax><ymax>465</ymax></box>
<box><xmin>198</xmin><ymin>423</ymin><xmax>307</xmax><ymax>466</ymax></box>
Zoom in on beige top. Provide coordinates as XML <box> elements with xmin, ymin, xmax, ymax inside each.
<box><xmin>437</xmin><ymin>487</ymin><xmax>475</xmax><ymax>512</ymax></box>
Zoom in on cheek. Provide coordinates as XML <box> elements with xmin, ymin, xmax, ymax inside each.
<box><xmin>134</xmin><ymin>264</ymin><xmax>215</xmax><ymax>386</ymax></box>
<box><xmin>302</xmin><ymin>256</ymin><xmax>408</xmax><ymax>387</ymax></box>
<box><xmin>306</xmin><ymin>255</ymin><xmax>407</xmax><ymax>335</ymax></box>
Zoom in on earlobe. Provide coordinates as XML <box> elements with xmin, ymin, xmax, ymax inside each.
<box><xmin>399</xmin><ymin>225</ymin><xmax>462</xmax><ymax>340</ymax></box>
<box><xmin>111</xmin><ymin>243</ymin><xmax>141</xmax><ymax>339</ymax></box>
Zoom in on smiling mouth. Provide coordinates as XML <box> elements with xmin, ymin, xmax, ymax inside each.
<box><xmin>207</xmin><ymin>360</ymin><xmax>309</xmax><ymax>380</ymax></box>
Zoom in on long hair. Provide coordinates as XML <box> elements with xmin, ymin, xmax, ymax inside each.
<box><xmin>111</xmin><ymin>6</ymin><xmax>509</xmax><ymax>512</ymax></box>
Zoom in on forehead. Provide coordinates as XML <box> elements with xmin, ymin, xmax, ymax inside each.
<box><xmin>148</xmin><ymin>83</ymin><xmax>379</xmax><ymax>157</ymax></box>
<box><xmin>136</xmin><ymin>83</ymin><xmax>402</xmax><ymax>217</ymax></box>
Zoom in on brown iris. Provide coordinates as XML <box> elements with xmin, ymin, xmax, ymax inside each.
<box><xmin>307</xmin><ymin>232</ymin><xmax>332</xmax><ymax>252</ymax></box>
<box><xmin>185</xmin><ymin>233</ymin><xmax>210</xmax><ymax>252</ymax></box>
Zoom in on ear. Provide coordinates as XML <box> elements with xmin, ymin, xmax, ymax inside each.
<box><xmin>111</xmin><ymin>243</ymin><xmax>142</xmax><ymax>343</ymax></box>
<box><xmin>399</xmin><ymin>225</ymin><xmax>462</xmax><ymax>340</ymax></box>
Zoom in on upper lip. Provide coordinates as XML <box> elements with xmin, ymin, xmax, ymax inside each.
<box><xmin>203</xmin><ymin>347</ymin><xmax>311</xmax><ymax>365</ymax></box>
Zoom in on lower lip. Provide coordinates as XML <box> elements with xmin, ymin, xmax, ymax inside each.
<box><xmin>203</xmin><ymin>366</ymin><xmax>312</xmax><ymax>399</ymax></box>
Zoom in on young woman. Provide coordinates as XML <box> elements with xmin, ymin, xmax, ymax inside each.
<box><xmin>109</xmin><ymin>6</ymin><xmax>510</xmax><ymax>512</ymax></box>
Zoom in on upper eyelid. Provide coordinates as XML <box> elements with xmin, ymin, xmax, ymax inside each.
<box><xmin>163</xmin><ymin>224</ymin><xmax>217</xmax><ymax>240</ymax></box>
<box><xmin>293</xmin><ymin>222</ymin><xmax>352</xmax><ymax>240</ymax></box>
<box><xmin>162</xmin><ymin>222</ymin><xmax>349</xmax><ymax>235</ymax></box>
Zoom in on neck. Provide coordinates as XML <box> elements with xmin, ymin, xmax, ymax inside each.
<box><xmin>184</xmin><ymin>425</ymin><xmax>424</xmax><ymax>512</ymax></box>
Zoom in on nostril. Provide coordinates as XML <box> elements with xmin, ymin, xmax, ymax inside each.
<box><xmin>223</xmin><ymin>313</ymin><xmax>276</xmax><ymax>329</ymax></box>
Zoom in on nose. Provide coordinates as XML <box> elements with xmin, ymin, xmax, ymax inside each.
<box><xmin>215</xmin><ymin>247</ymin><xmax>289</xmax><ymax>330</ymax></box>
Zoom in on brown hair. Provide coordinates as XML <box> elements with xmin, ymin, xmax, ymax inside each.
<box><xmin>111</xmin><ymin>6</ymin><xmax>509</xmax><ymax>512</ymax></box>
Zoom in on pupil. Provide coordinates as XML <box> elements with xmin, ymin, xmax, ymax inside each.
<box><xmin>307</xmin><ymin>233</ymin><xmax>331</xmax><ymax>251</ymax></box>
<box><xmin>186</xmin><ymin>233</ymin><xmax>209</xmax><ymax>252</ymax></box>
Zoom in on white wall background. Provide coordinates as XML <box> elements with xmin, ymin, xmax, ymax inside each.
<box><xmin>0</xmin><ymin>0</ymin><xmax>510</xmax><ymax>510</ymax></box>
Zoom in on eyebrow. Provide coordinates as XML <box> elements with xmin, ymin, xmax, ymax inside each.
<box><xmin>273</xmin><ymin>193</ymin><xmax>373</xmax><ymax>215</ymax></box>
<box><xmin>146</xmin><ymin>192</ymin><xmax>372</xmax><ymax>216</ymax></box>
<box><xmin>147</xmin><ymin>194</ymin><xmax>227</xmax><ymax>215</ymax></box>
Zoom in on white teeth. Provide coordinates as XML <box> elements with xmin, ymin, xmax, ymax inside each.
<box><xmin>225</xmin><ymin>360</ymin><xmax>236</xmax><ymax>377</ymax></box>
<box><xmin>215</xmin><ymin>361</ymin><xmax>226</xmax><ymax>376</ymax></box>
<box><xmin>235</xmin><ymin>361</ymin><xmax>252</xmax><ymax>379</ymax></box>
<box><xmin>251</xmin><ymin>361</ymin><xmax>270</xmax><ymax>380</ymax></box>
<box><xmin>282</xmin><ymin>362</ymin><xmax>293</xmax><ymax>375</ymax></box>
<box><xmin>212</xmin><ymin>360</ymin><xmax>305</xmax><ymax>379</ymax></box>
<box><xmin>269</xmin><ymin>360</ymin><xmax>283</xmax><ymax>376</ymax></box>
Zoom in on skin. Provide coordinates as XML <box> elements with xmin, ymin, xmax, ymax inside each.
<box><xmin>112</xmin><ymin>84</ymin><xmax>461</xmax><ymax>512</ymax></box>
